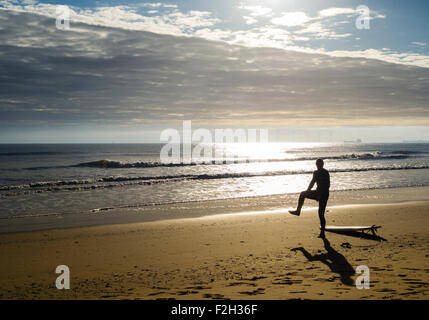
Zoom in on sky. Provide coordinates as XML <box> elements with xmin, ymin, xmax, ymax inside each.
<box><xmin>0</xmin><ymin>0</ymin><xmax>428</xmax><ymax>143</ymax></box>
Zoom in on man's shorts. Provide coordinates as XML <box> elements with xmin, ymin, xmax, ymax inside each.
<box><xmin>302</xmin><ymin>190</ymin><xmax>329</xmax><ymax>202</ymax></box>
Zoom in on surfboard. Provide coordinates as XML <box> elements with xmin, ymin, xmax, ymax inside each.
<box><xmin>324</xmin><ymin>225</ymin><xmax>382</xmax><ymax>235</ymax></box>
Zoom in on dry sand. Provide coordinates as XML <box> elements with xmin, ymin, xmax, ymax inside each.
<box><xmin>1</xmin><ymin>197</ymin><xmax>428</xmax><ymax>300</ymax></box>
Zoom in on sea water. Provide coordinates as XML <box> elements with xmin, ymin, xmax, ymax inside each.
<box><xmin>1</xmin><ymin>142</ymin><xmax>428</xmax><ymax>222</ymax></box>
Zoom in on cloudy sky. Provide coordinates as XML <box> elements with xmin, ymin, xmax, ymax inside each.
<box><xmin>0</xmin><ymin>0</ymin><xmax>428</xmax><ymax>142</ymax></box>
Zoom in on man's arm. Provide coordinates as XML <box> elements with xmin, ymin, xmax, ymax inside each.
<box><xmin>307</xmin><ymin>172</ymin><xmax>316</xmax><ymax>191</ymax></box>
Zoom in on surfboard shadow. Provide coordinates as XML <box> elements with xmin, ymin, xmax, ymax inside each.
<box><xmin>291</xmin><ymin>237</ymin><xmax>355</xmax><ymax>286</ymax></box>
<box><xmin>325</xmin><ymin>230</ymin><xmax>387</xmax><ymax>241</ymax></box>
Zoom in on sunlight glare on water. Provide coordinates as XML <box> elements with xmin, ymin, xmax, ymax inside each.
<box><xmin>213</xmin><ymin>142</ymin><xmax>332</xmax><ymax>161</ymax></box>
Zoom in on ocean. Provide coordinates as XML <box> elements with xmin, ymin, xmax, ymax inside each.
<box><xmin>1</xmin><ymin>142</ymin><xmax>429</xmax><ymax>222</ymax></box>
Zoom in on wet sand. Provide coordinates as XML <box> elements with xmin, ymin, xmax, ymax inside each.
<box><xmin>2</xmin><ymin>186</ymin><xmax>429</xmax><ymax>233</ymax></box>
<box><xmin>1</xmin><ymin>195</ymin><xmax>428</xmax><ymax>299</ymax></box>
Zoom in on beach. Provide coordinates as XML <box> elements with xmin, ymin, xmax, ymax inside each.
<box><xmin>1</xmin><ymin>0</ymin><xmax>429</xmax><ymax>305</ymax></box>
<box><xmin>1</xmin><ymin>187</ymin><xmax>428</xmax><ymax>300</ymax></box>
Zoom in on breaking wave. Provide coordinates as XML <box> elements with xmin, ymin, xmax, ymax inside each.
<box><xmin>2</xmin><ymin>164</ymin><xmax>429</xmax><ymax>195</ymax></box>
<box><xmin>63</xmin><ymin>152</ymin><xmax>414</xmax><ymax>169</ymax></box>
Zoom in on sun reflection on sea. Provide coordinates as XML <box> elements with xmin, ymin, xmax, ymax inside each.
<box><xmin>194</xmin><ymin>142</ymin><xmax>334</xmax><ymax>198</ymax></box>
<box><xmin>210</xmin><ymin>142</ymin><xmax>333</xmax><ymax>162</ymax></box>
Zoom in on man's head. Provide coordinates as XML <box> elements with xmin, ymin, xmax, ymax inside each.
<box><xmin>316</xmin><ymin>158</ymin><xmax>324</xmax><ymax>170</ymax></box>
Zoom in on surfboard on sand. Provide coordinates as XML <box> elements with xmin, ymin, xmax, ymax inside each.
<box><xmin>324</xmin><ymin>225</ymin><xmax>382</xmax><ymax>236</ymax></box>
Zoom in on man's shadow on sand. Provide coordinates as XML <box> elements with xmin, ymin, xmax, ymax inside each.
<box><xmin>291</xmin><ymin>237</ymin><xmax>355</xmax><ymax>286</ymax></box>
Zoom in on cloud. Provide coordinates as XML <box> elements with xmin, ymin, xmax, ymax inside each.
<box><xmin>294</xmin><ymin>22</ymin><xmax>352</xmax><ymax>39</ymax></box>
<box><xmin>166</xmin><ymin>10</ymin><xmax>220</xmax><ymax>30</ymax></box>
<box><xmin>318</xmin><ymin>7</ymin><xmax>355</xmax><ymax>17</ymax></box>
<box><xmin>0</xmin><ymin>1</ymin><xmax>218</xmax><ymax>36</ymax></box>
<box><xmin>266</xmin><ymin>7</ymin><xmax>385</xmax><ymax>45</ymax></box>
<box><xmin>243</xmin><ymin>15</ymin><xmax>258</xmax><ymax>25</ymax></box>
<box><xmin>318</xmin><ymin>7</ymin><xmax>386</xmax><ymax>20</ymax></box>
<box><xmin>373</xmin><ymin>14</ymin><xmax>386</xmax><ymax>19</ymax></box>
<box><xmin>138</xmin><ymin>3</ymin><xmax>178</xmax><ymax>9</ymax></box>
<box><xmin>412</xmin><ymin>42</ymin><xmax>427</xmax><ymax>47</ymax></box>
<box><xmin>271</xmin><ymin>12</ymin><xmax>309</xmax><ymax>27</ymax></box>
<box><xmin>322</xmin><ymin>48</ymin><xmax>429</xmax><ymax>68</ymax></box>
<box><xmin>238</xmin><ymin>5</ymin><xmax>272</xmax><ymax>17</ymax></box>
<box><xmin>0</xmin><ymin>9</ymin><xmax>428</xmax><ymax>131</ymax></box>
<box><xmin>1</xmin><ymin>1</ymin><xmax>428</xmax><ymax>69</ymax></box>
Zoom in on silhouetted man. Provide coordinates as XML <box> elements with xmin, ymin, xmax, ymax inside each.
<box><xmin>289</xmin><ymin>158</ymin><xmax>330</xmax><ymax>238</ymax></box>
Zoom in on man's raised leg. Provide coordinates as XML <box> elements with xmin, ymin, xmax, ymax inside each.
<box><xmin>289</xmin><ymin>190</ymin><xmax>315</xmax><ymax>216</ymax></box>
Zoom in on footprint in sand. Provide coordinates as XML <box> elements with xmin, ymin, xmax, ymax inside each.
<box><xmin>242</xmin><ymin>276</ymin><xmax>267</xmax><ymax>281</ymax></box>
<box><xmin>186</xmin><ymin>286</ymin><xmax>212</xmax><ymax>290</ymax></box>
<box><xmin>176</xmin><ymin>290</ymin><xmax>199</xmax><ymax>295</ymax></box>
<box><xmin>227</xmin><ymin>282</ymin><xmax>256</xmax><ymax>287</ymax></box>
<box><xmin>202</xmin><ymin>293</ymin><xmax>229</xmax><ymax>300</ymax></box>
<box><xmin>341</xmin><ymin>242</ymin><xmax>352</xmax><ymax>249</ymax></box>
<box><xmin>239</xmin><ymin>288</ymin><xmax>265</xmax><ymax>295</ymax></box>
<box><xmin>272</xmin><ymin>279</ymin><xmax>302</xmax><ymax>285</ymax></box>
